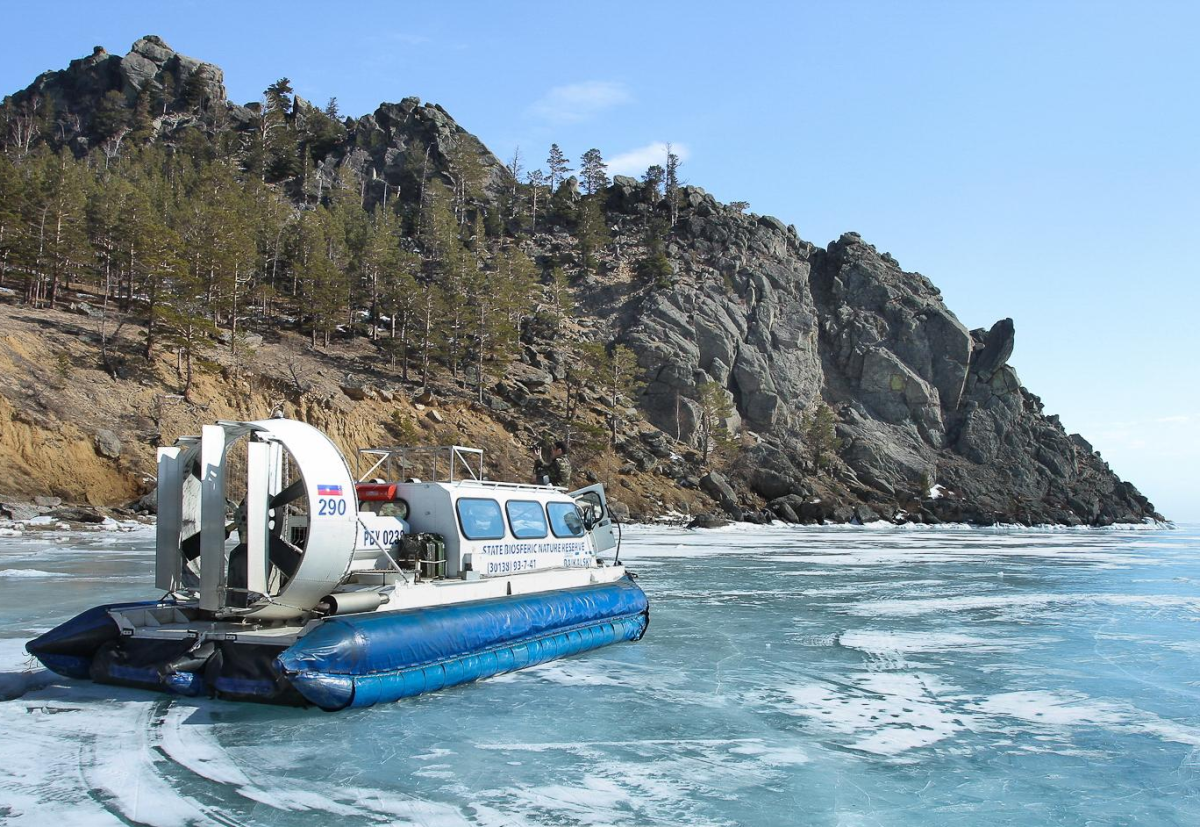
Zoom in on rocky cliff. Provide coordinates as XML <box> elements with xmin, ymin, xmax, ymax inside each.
<box><xmin>573</xmin><ymin>180</ymin><xmax>1157</xmax><ymax>525</ymax></box>
<box><xmin>0</xmin><ymin>37</ymin><xmax>1161</xmax><ymax>526</ymax></box>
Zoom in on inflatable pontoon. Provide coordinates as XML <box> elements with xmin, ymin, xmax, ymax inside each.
<box><xmin>27</xmin><ymin>419</ymin><xmax>648</xmax><ymax>710</ymax></box>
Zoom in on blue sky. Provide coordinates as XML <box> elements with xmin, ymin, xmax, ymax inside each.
<box><xmin>5</xmin><ymin>1</ymin><xmax>1197</xmax><ymax>520</ymax></box>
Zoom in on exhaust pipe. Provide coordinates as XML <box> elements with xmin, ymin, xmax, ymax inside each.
<box><xmin>316</xmin><ymin>591</ymin><xmax>389</xmax><ymax>616</ymax></box>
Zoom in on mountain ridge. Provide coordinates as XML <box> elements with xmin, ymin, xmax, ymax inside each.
<box><xmin>0</xmin><ymin>36</ymin><xmax>1162</xmax><ymax>526</ymax></box>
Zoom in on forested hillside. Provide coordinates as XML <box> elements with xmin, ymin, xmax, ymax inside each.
<box><xmin>0</xmin><ymin>37</ymin><xmax>1161</xmax><ymax>526</ymax></box>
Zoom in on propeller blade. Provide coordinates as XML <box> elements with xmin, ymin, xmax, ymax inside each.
<box><xmin>268</xmin><ymin>534</ymin><xmax>302</xmax><ymax>579</ymax></box>
<box><xmin>227</xmin><ymin>542</ymin><xmax>248</xmax><ymax>587</ymax></box>
<box><xmin>270</xmin><ymin>479</ymin><xmax>305</xmax><ymax>509</ymax></box>
<box><xmin>226</xmin><ymin>542</ymin><xmax>249</xmax><ymax>609</ymax></box>
<box><xmin>180</xmin><ymin>530</ymin><xmax>202</xmax><ymax>561</ymax></box>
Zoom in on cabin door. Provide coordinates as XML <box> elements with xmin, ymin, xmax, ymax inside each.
<box><xmin>569</xmin><ymin>484</ymin><xmax>618</xmax><ymax>554</ymax></box>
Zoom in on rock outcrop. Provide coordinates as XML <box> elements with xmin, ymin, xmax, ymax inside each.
<box><xmin>599</xmin><ymin>199</ymin><xmax>1159</xmax><ymax>524</ymax></box>
<box><xmin>624</xmin><ymin>187</ymin><xmax>822</xmax><ymax>440</ymax></box>
<box><xmin>0</xmin><ymin>37</ymin><xmax>1161</xmax><ymax>526</ymax></box>
<box><xmin>8</xmin><ymin>37</ymin><xmax>226</xmax><ymax>153</ymax></box>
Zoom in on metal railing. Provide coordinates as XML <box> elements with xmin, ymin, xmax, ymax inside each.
<box><xmin>357</xmin><ymin>445</ymin><xmax>484</xmax><ymax>484</ymax></box>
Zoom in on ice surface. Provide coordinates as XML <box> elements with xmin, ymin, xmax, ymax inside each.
<box><xmin>0</xmin><ymin>523</ymin><xmax>1198</xmax><ymax>825</ymax></box>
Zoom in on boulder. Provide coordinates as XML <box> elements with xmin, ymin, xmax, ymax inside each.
<box><xmin>134</xmin><ymin>489</ymin><xmax>158</xmax><ymax>514</ymax></box>
<box><xmin>48</xmin><ymin>506</ymin><xmax>106</xmax><ymax>524</ymax></box>
<box><xmin>340</xmin><ymin>382</ymin><xmax>370</xmax><ymax>401</ymax></box>
<box><xmin>853</xmin><ymin>504</ymin><xmax>881</xmax><ymax>524</ymax></box>
<box><xmin>1</xmin><ymin>502</ymin><xmax>43</xmax><ymax>521</ymax></box>
<box><xmin>748</xmin><ymin>468</ymin><xmax>800</xmax><ymax>500</ymax></box>
<box><xmin>767</xmin><ymin>495</ymin><xmax>802</xmax><ymax>523</ymax></box>
<box><xmin>688</xmin><ymin>512</ymin><xmax>730</xmax><ymax>529</ymax></box>
<box><xmin>798</xmin><ymin>499</ymin><xmax>828</xmax><ymax>521</ymax></box>
<box><xmin>94</xmin><ymin>429</ymin><xmax>122</xmax><ymax>460</ymax></box>
<box><xmin>507</xmin><ymin>362</ymin><xmax>554</xmax><ymax>390</ymax></box>
<box><xmin>608</xmin><ymin>500</ymin><xmax>631</xmax><ymax>521</ymax></box>
<box><xmin>829</xmin><ymin>504</ymin><xmax>855</xmax><ymax>523</ymax></box>
<box><xmin>974</xmin><ymin>318</ymin><xmax>1016</xmax><ymax>380</ymax></box>
<box><xmin>483</xmin><ymin>394</ymin><xmax>511</xmax><ymax>412</ymax></box>
<box><xmin>741</xmin><ymin>510</ymin><xmax>773</xmax><ymax>525</ymax></box>
<box><xmin>699</xmin><ymin>471</ymin><xmax>740</xmax><ymax>516</ymax></box>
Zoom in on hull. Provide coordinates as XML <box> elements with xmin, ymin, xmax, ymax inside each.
<box><xmin>26</xmin><ymin>576</ymin><xmax>649</xmax><ymax>711</ymax></box>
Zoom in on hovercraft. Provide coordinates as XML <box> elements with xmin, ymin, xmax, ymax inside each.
<box><xmin>27</xmin><ymin>418</ymin><xmax>648</xmax><ymax>710</ymax></box>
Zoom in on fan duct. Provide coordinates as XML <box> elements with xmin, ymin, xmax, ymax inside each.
<box><xmin>154</xmin><ymin>419</ymin><xmax>358</xmax><ymax>620</ymax></box>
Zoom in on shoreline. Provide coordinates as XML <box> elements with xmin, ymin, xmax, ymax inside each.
<box><xmin>0</xmin><ymin>513</ymin><xmax>1175</xmax><ymax>540</ymax></box>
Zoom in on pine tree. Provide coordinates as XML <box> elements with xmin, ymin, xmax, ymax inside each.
<box><xmin>0</xmin><ymin>153</ymin><xmax>21</xmax><ymax>288</ymax></box>
<box><xmin>446</xmin><ymin>139</ymin><xmax>487</xmax><ymax>227</ymax></box>
<box><xmin>696</xmin><ymin>381</ymin><xmax>735</xmax><ymax>462</ymax></box>
<box><xmin>158</xmin><ymin>275</ymin><xmax>218</xmax><ymax>402</ymax></box>
<box><xmin>401</xmin><ymin>142</ymin><xmax>432</xmax><ymax>227</ymax></box>
<box><xmin>3</xmin><ymin>94</ymin><xmax>51</xmax><ymax>156</ymax></box>
<box><xmin>525</xmin><ymin>168</ymin><xmax>547</xmax><ymax>233</ymax></box>
<box><xmin>92</xmin><ymin>90</ymin><xmax>130</xmax><ymax>142</ymax></box>
<box><xmin>180</xmin><ymin>68</ymin><xmax>212</xmax><ymax>113</ymax></box>
<box><xmin>438</xmin><ymin>240</ymin><xmax>480</xmax><ymax>383</ymax></box>
<box><xmin>582</xmin><ymin>343</ymin><xmax>642</xmax><ymax>444</ymax></box>
<box><xmin>665</xmin><ymin>144</ymin><xmax>682</xmax><ymax>226</ymax></box>
<box><xmin>505</xmin><ymin>147</ymin><xmax>523</xmax><ymax>219</ymax></box>
<box><xmin>254</xmin><ymin>78</ymin><xmax>300</xmax><ymax>183</ymax></box>
<box><xmin>378</xmin><ymin>248</ymin><xmax>422</xmax><ymax>378</ymax></box>
<box><xmin>154</xmin><ymin>73</ymin><xmax>176</xmax><ymax>116</ymax></box>
<box><xmin>18</xmin><ymin>152</ymin><xmax>90</xmax><ymax>308</ymax></box>
<box><xmin>579</xmin><ymin>148</ymin><xmax>608</xmax><ymax>195</ymax></box>
<box><xmin>804</xmin><ymin>403</ymin><xmax>843</xmax><ymax>475</ymax></box>
<box><xmin>545</xmin><ymin>265</ymin><xmax>573</xmax><ymax>329</ymax></box>
<box><xmin>128</xmin><ymin>89</ymin><xmax>155</xmax><ymax>144</ymax></box>
<box><xmin>636</xmin><ymin>213</ymin><xmax>672</xmax><ymax>287</ymax></box>
<box><xmin>546</xmin><ymin>144</ymin><xmax>571</xmax><ymax>192</ymax></box>
<box><xmin>576</xmin><ymin>196</ymin><xmax>610</xmax><ymax>277</ymax></box>
<box><xmin>288</xmin><ymin>208</ymin><xmax>348</xmax><ymax>347</ymax></box>
<box><xmin>641</xmin><ymin>164</ymin><xmax>664</xmax><ymax>200</ymax></box>
<box><xmin>176</xmin><ymin>163</ymin><xmax>255</xmax><ymax>334</ymax></box>
<box><xmin>299</xmin><ymin>108</ymin><xmax>347</xmax><ymax>189</ymax></box>
<box><xmin>361</xmin><ymin>209</ymin><xmax>406</xmax><ymax>341</ymax></box>
<box><xmin>248</xmin><ymin>178</ymin><xmax>294</xmax><ymax>313</ymax></box>
<box><xmin>415</xmin><ymin>278</ymin><xmax>446</xmax><ymax>391</ymax></box>
<box><xmin>121</xmin><ymin>185</ymin><xmax>182</xmax><ymax>358</ymax></box>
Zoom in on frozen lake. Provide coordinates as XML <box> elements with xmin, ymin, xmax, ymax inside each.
<box><xmin>1</xmin><ymin>522</ymin><xmax>1198</xmax><ymax>826</ymax></box>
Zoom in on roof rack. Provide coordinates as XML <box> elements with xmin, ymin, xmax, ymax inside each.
<box><xmin>357</xmin><ymin>445</ymin><xmax>484</xmax><ymax>484</ymax></box>
<box><xmin>454</xmin><ymin>479</ymin><xmax>565</xmax><ymax>493</ymax></box>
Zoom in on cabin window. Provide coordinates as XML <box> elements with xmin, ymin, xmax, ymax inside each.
<box><xmin>456</xmin><ymin>497</ymin><xmax>506</xmax><ymax>540</ymax></box>
<box><xmin>506</xmin><ymin>500</ymin><xmax>548</xmax><ymax>539</ymax></box>
<box><xmin>547</xmin><ymin>502</ymin><xmax>585</xmax><ymax>538</ymax></box>
<box><xmin>377</xmin><ymin>499</ymin><xmax>409</xmax><ymax>520</ymax></box>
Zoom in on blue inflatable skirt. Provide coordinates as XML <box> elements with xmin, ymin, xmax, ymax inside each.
<box><xmin>26</xmin><ymin>576</ymin><xmax>649</xmax><ymax>711</ymax></box>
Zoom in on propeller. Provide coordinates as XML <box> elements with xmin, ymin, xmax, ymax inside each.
<box><xmin>226</xmin><ymin>467</ymin><xmax>306</xmax><ymax>606</ymax></box>
<box><xmin>156</xmin><ymin>418</ymin><xmax>359</xmax><ymax>620</ymax></box>
<box><xmin>271</xmin><ymin>479</ymin><xmax>305</xmax><ymax>509</ymax></box>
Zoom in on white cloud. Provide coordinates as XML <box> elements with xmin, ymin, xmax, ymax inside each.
<box><xmin>606</xmin><ymin>141</ymin><xmax>690</xmax><ymax>177</ymax></box>
<box><xmin>528</xmin><ymin>81</ymin><xmax>631</xmax><ymax>124</ymax></box>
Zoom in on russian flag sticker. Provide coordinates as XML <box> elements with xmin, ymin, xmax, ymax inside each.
<box><xmin>317</xmin><ymin>484</ymin><xmax>343</xmax><ymax>497</ymax></box>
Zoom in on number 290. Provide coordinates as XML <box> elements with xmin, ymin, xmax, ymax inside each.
<box><xmin>318</xmin><ymin>497</ymin><xmax>347</xmax><ymax>516</ymax></box>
